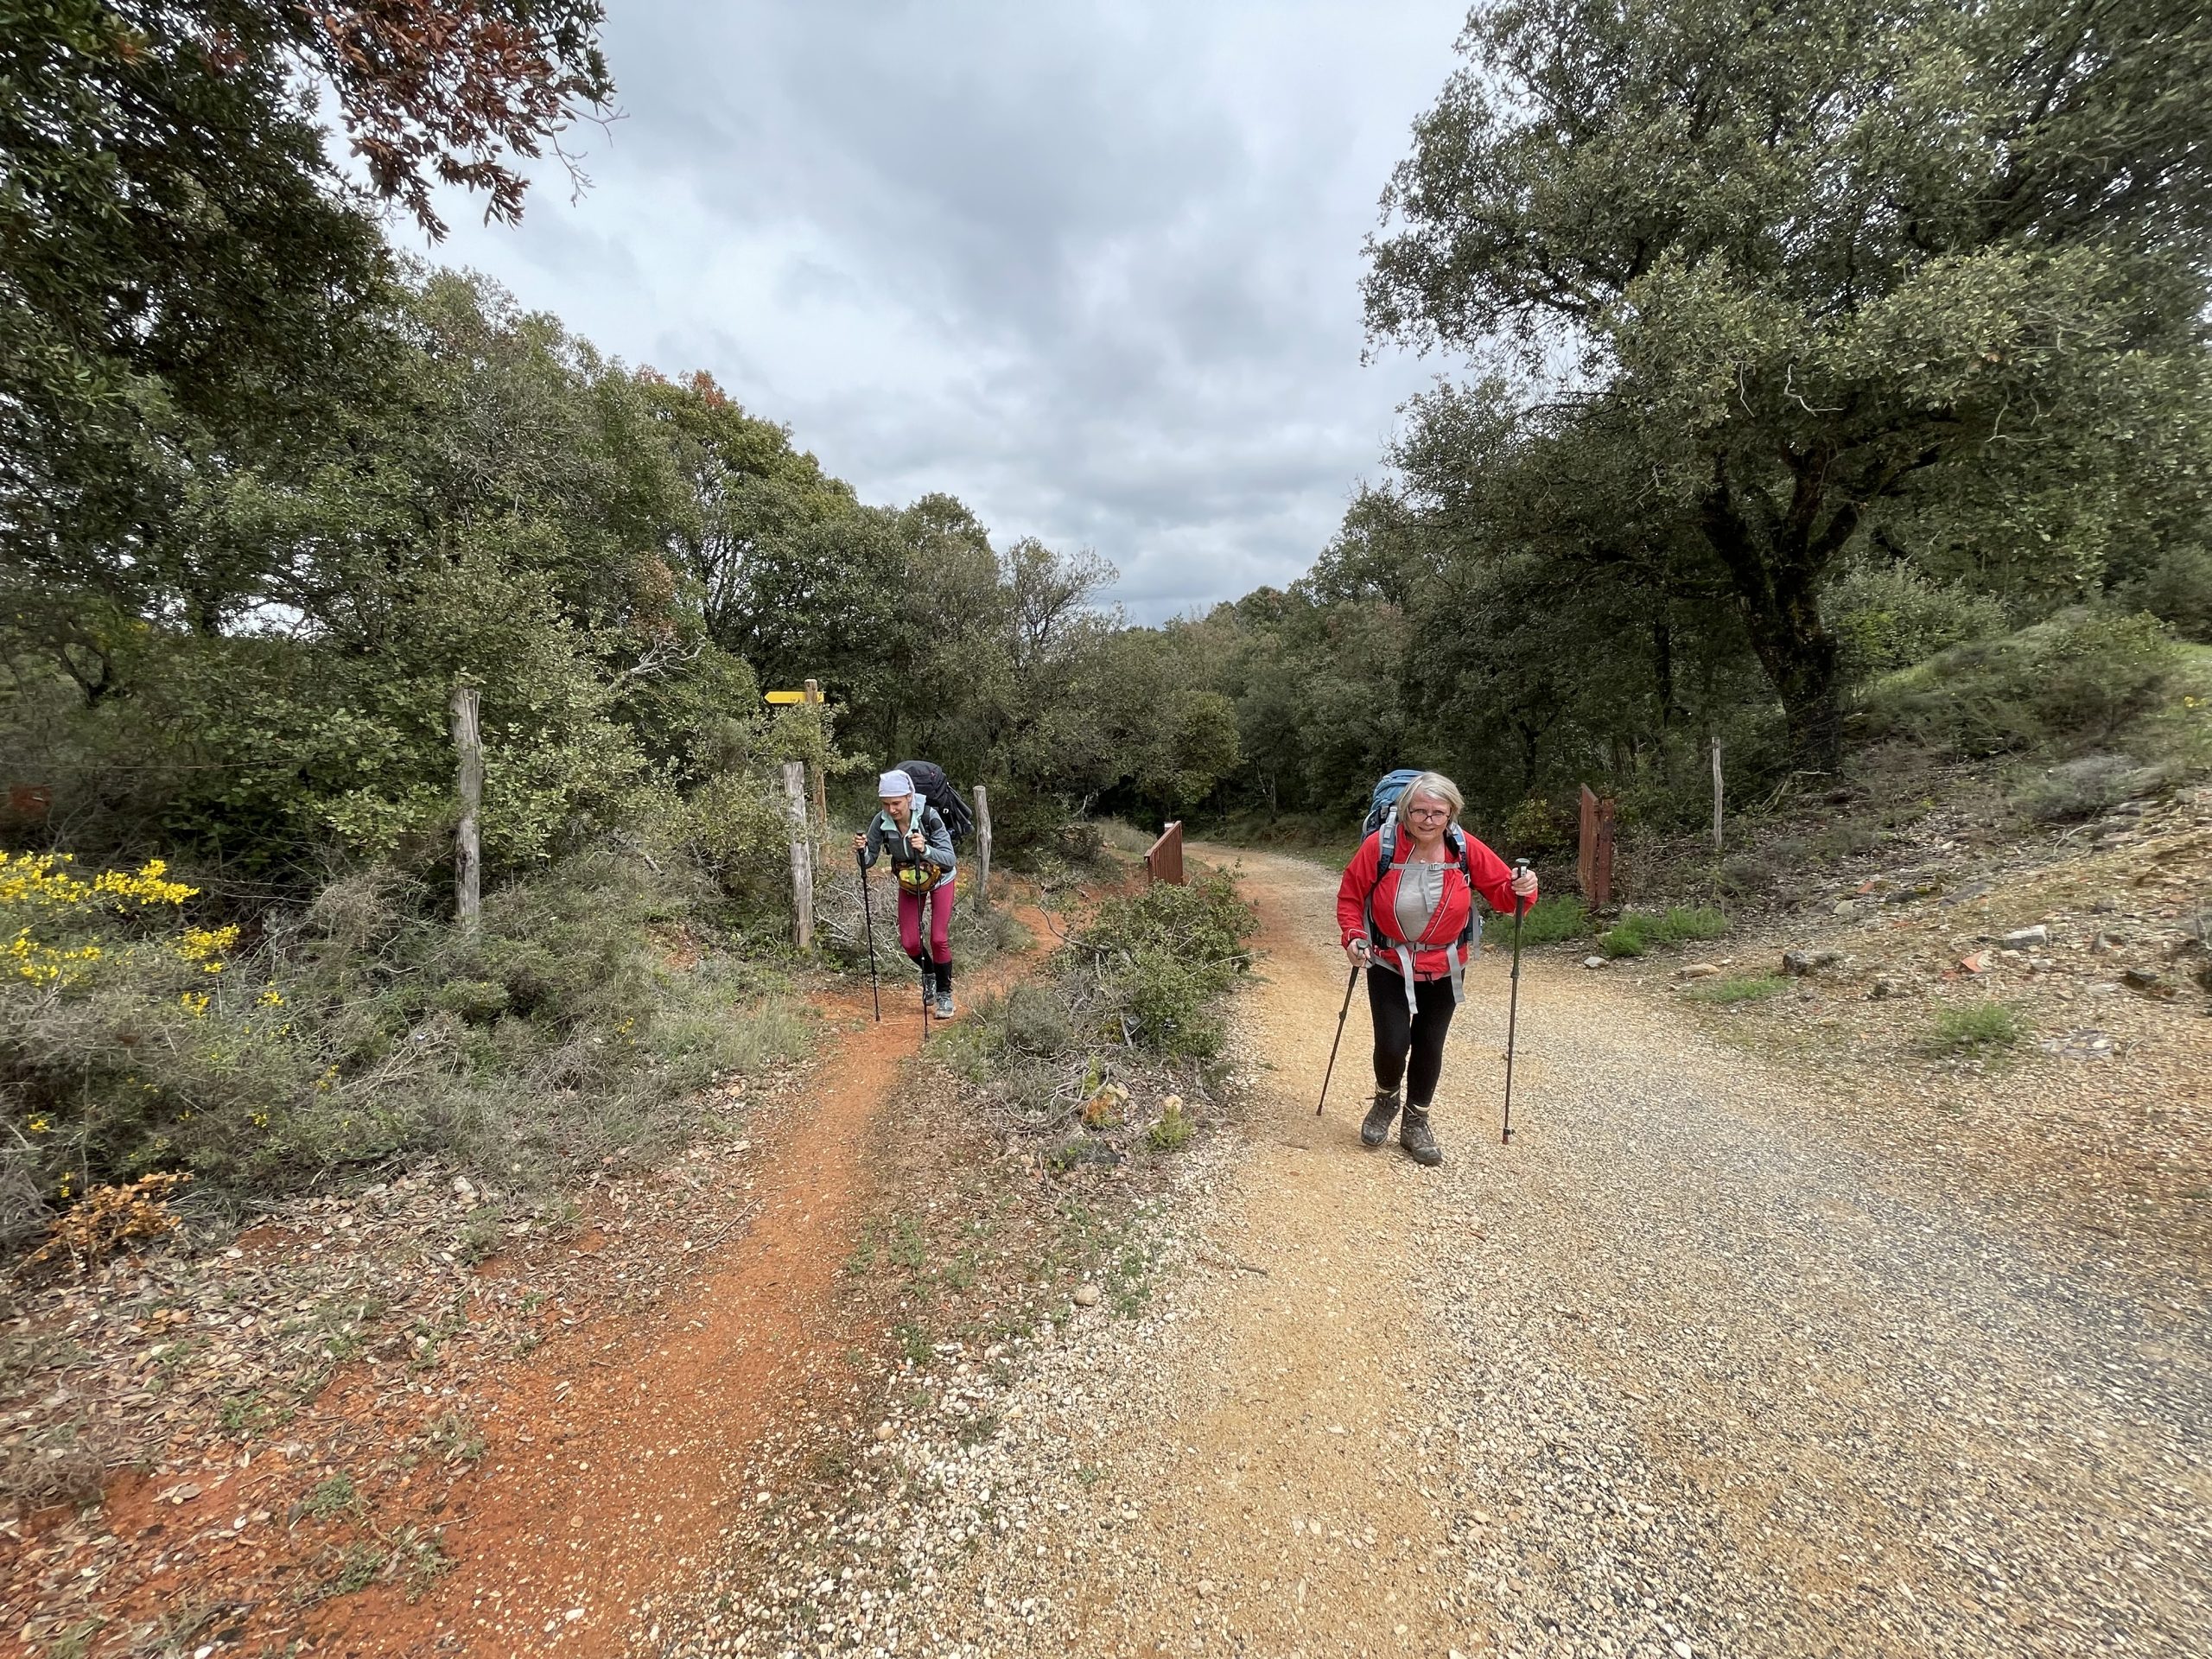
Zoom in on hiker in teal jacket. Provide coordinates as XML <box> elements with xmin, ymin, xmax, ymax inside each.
<box><xmin>854</xmin><ymin>768</ymin><xmax>958</xmax><ymax>1017</ymax></box>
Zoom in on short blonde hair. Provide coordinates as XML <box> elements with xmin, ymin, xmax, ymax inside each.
<box><xmin>1400</xmin><ymin>772</ymin><xmax>1463</xmax><ymax>823</ymax></box>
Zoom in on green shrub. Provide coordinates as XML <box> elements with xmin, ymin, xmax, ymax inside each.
<box><xmin>1500</xmin><ymin>795</ymin><xmax>1576</xmax><ymax>855</ymax></box>
<box><xmin>1117</xmin><ymin>946</ymin><xmax>1233</xmax><ymax>1058</ymax></box>
<box><xmin>1863</xmin><ymin>609</ymin><xmax>2178</xmax><ymax>759</ymax></box>
<box><xmin>997</xmin><ymin>981</ymin><xmax>1076</xmax><ymax>1056</ymax></box>
<box><xmin>1</xmin><ymin>845</ymin><xmax>809</xmax><ymax>1253</ymax></box>
<box><xmin>1600</xmin><ymin>906</ymin><xmax>1727</xmax><ymax>957</ymax></box>
<box><xmin>1146</xmin><ymin>1096</ymin><xmax>1195</xmax><ymax>1152</ymax></box>
<box><xmin>1686</xmin><ymin>975</ymin><xmax>1786</xmax><ymax>1005</ymax></box>
<box><xmin>2129</xmin><ymin>544</ymin><xmax>2212</xmax><ymax>644</ymax></box>
<box><xmin>1648</xmin><ymin>906</ymin><xmax>1729</xmax><ymax>945</ymax></box>
<box><xmin>1514</xmin><ymin>894</ymin><xmax>1590</xmax><ymax>945</ymax></box>
<box><xmin>1083</xmin><ymin>871</ymin><xmax>1256</xmax><ymax>1058</ymax></box>
<box><xmin>2015</xmin><ymin>753</ymin><xmax>2168</xmax><ymax>823</ymax></box>
<box><xmin>1599</xmin><ymin>914</ymin><xmax>1650</xmax><ymax>957</ymax></box>
<box><xmin>1926</xmin><ymin>1001</ymin><xmax>2026</xmax><ymax>1055</ymax></box>
<box><xmin>1825</xmin><ymin>559</ymin><xmax>2009</xmax><ymax>683</ymax></box>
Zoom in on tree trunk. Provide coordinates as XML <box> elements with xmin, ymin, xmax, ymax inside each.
<box><xmin>1695</xmin><ymin>461</ymin><xmax>1848</xmax><ymax>773</ymax></box>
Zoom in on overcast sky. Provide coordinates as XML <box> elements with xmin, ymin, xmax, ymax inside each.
<box><xmin>418</xmin><ymin>2</ymin><xmax>1473</xmax><ymax>622</ymax></box>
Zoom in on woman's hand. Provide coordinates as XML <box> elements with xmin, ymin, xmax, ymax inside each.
<box><xmin>1344</xmin><ymin>938</ymin><xmax>1370</xmax><ymax>968</ymax></box>
<box><xmin>907</xmin><ymin>830</ymin><xmax>928</xmax><ymax>855</ymax></box>
<box><xmin>1510</xmin><ymin>866</ymin><xmax>1538</xmax><ymax>902</ymax></box>
<box><xmin>852</xmin><ymin>831</ymin><xmax>867</xmax><ymax>852</ymax></box>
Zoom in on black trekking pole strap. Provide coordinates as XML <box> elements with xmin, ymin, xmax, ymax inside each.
<box><xmin>1315</xmin><ymin>957</ymin><xmax>1362</xmax><ymax>1116</ymax></box>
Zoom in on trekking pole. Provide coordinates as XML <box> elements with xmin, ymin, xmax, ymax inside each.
<box><xmin>855</xmin><ymin>844</ymin><xmax>880</xmax><ymax>1022</ymax></box>
<box><xmin>918</xmin><ymin>918</ymin><xmax>931</xmax><ymax>1049</ymax></box>
<box><xmin>1314</xmin><ymin>952</ymin><xmax>1363</xmax><ymax>1116</ymax></box>
<box><xmin>1503</xmin><ymin>861</ymin><xmax>1531</xmax><ymax>1145</ymax></box>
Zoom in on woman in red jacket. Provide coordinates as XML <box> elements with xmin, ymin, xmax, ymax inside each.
<box><xmin>1336</xmin><ymin>772</ymin><xmax>1537</xmax><ymax>1166</ymax></box>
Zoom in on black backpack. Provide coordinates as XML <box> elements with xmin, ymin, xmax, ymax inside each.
<box><xmin>894</xmin><ymin>760</ymin><xmax>975</xmax><ymax>843</ymax></box>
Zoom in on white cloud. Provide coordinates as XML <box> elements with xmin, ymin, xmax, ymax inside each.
<box><xmin>416</xmin><ymin>0</ymin><xmax>1471</xmax><ymax>620</ymax></box>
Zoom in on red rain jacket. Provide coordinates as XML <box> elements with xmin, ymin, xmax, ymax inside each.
<box><xmin>1336</xmin><ymin>828</ymin><xmax>1533</xmax><ymax>980</ymax></box>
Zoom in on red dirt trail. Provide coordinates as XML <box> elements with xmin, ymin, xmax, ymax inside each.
<box><xmin>306</xmin><ymin>988</ymin><xmax>919</xmax><ymax>1658</ymax></box>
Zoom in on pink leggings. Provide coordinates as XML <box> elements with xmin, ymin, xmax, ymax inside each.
<box><xmin>898</xmin><ymin>879</ymin><xmax>955</xmax><ymax>964</ymax></box>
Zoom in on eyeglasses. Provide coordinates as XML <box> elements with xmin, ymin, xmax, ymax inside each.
<box><xmin>1406</xmin><ymin>805</ymin><xmax>1452</xmax><ymax>822</ymax></box>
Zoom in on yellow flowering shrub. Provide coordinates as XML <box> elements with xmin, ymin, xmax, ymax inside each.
<box><xmin>3</xmin><ymin>844</ymin><xmax>810</xmax><ymax>1260</ymax></box>
<box><xmin>0</xmin><ymin>851</ymin><xmax>234</xmax><ymax>988</ymax></box>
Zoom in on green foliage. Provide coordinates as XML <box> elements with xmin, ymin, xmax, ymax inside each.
<box><xmin>1082</xmin><ymin>873</ymin><xmax>1258</xmax><ymax>1059</ymax></box>
<box><xmin>1825</xmin><ymin>561</ymin><xmax>2011</xmax><ymax>685</ymax></box>
<box><xmin>1514</xmin><ymin>895</ymin><xmax>1591</xmax><ymax>946</ymax></box>
<box><xmin>1926</xmin><ymin>1001</ymin><xmax>2027</xmax><ymax>1056</ymax></box>
<box><xmin>2130</xmin><ymin>545</ymin><xmax>2212</xmax><ymax>644</ymax></box>
<box><xmin>0</xmin><ymin>846</ymin><xmax>809</xmax><ymax>1252</ymax></box>
<box><xmin>2015</xmin><ymin>754</ymin><xmax>2171</xmax><ymax>823</ymax></box>
<box><xmin>1359</xmin><ymin>0</ymin><xmax>2212</xmax><ymax>771</ymax></box>
<box><xmin>1600</xmin><ymin>906</ymin><xmax>1729</xmax><ymax>958</ymax></box>
<box><xmin>1863</xmin><ymin>610</ymin><xmax>2179</xmax><ymax>758</ymax></box>
<box><xmin>303</xmin><ymin>1471</ymin><xmax>364</xmax><ymax>1522</ymax></box>
<box><xmin>1146</xmin><ymin>1097</ymin><xmax>1195</xmax><ymax>1153</ymax></box>
<box><xmin>1598</xmin><ymin>917</ymin><xmax>1650</xmax><ymax>959</ymax></box>
<box><xmin>1</xmin><ymin>2</ymin><xmax>612</xmax><ymax>675</ymax></box>
<box><xmin>1686</xmin><ymin>975</ymin><xmax>1787</xmax><ymax>1006</ymax></box>
<box><xmin>996</xmin><ymin>982</ymin><xmax>1077</xmax><ymax>1058</ymax></box>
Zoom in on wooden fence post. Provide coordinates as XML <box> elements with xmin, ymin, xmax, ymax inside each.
<box><xmin>1711</xmin><ymin>738</ymin><xmax>1725</xmax><ymax>853</ymax></box>
<box><xmin>972</xmin><ymin>783</ymin><xmax>992</xmax><ymax>906</ymax></box>
<box><xmin>1578</xmin><ymin>785</ymin><xmax>1615</xmax><ymax>909</ymax></box>
<box><xmin>804</xmin><ymin>678</ymin><xmax>828</xmax><ymax>840</ymax></box>
<box><xmin>783</xmin><ymin>760</ymin><xmax>813</xmax><ymax>950</ymax></box>
<box><xmin>450</xmin><ymin>684</ymin><xmax>482</xmax><ymax>935</ymax></box>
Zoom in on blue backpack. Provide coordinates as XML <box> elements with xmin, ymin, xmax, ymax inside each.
<box><xmin>1363</xmin><ymin>767</ymin><xmax>1425</xmax><ymax>838</ymax></box>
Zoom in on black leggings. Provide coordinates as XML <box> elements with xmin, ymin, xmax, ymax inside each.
<box><xmin>1369</xmin><ymin>963</ymin><xmax>1457</xmax><ymax>1107</ymax></box>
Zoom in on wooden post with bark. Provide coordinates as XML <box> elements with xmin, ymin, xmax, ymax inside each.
<box><xmin>972</xmin><ymin>784</ymin><xmax>992</xmax><ymax>906</ymax></box>
<box><xmin>450</xmin><ymin>684</ymin><xmax>482</xmax><ymax>935</ymax></box>
<box><xmin>783</xmin><ymin>760</ymin><xmax>813</xmax><ymax>950</ymax></box>
<box><xmin>804</xmin><ymin>678</ymin><xmax>828</xmax><ymax>840</ymax></box>
<box><xmin>1711</xmin><ymin>738</ymin><xmax>1725</xmax><ymax>853</ymax></box>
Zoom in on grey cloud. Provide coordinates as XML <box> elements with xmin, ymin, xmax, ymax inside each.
<box><xmin>424</xmin><ymin>1</ymin><xmax>1472</xmax><ymax>621</ymax></box>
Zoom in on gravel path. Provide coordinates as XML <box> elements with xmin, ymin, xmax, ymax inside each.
<box><xmin>873</xmin><ymin>845</ymin><xmax>2210</xmax><ymax>1658</ymax></box>
<box><xmin>657</xmin><ymin>844</ymin><xmax>2209</xmax><ymax>1659</ymax></box>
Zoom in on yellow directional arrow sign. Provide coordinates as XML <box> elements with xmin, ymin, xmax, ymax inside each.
<box><xmin>764</xmin><ymin>690</ymin><xmax>808</xmax><ymax>704</ymax></box>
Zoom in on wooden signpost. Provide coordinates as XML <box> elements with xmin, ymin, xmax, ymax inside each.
<box><xmin>766</xmin><ymin>683</ymin><xmax>830</xmax><ymax>843</ymax></box>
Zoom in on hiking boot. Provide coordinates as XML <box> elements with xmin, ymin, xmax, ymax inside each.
<box><xmin>934</xmin><ymin>991</ymin><xmax>955</xmax><ymax>1019</ymax></box>
<box><xmin>1359</xmin><ymin>1090</ymin><xmax>1401</xmax><ymax>1147</ymax></box>
<box><xmin>1399</xmin><ymin>1104</ymin><xmax>1443</xmax><ymax>1166</ymax></box>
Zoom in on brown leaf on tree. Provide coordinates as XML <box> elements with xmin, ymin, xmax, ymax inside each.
<box><xmin>302</xmin><ymin>1</ymin><xmax>619</xmax><ymax>238</ymax></box>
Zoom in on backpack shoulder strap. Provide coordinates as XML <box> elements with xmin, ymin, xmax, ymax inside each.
<box><xmin>1448</xmin><ymin>827</ymin><xmax>1480</xmax><ymax>944</ymax></box>
<box><xmin>1376</xmin><ymin>816</ymin><xmax>1399</xmax><ymax>876</ymax></box>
